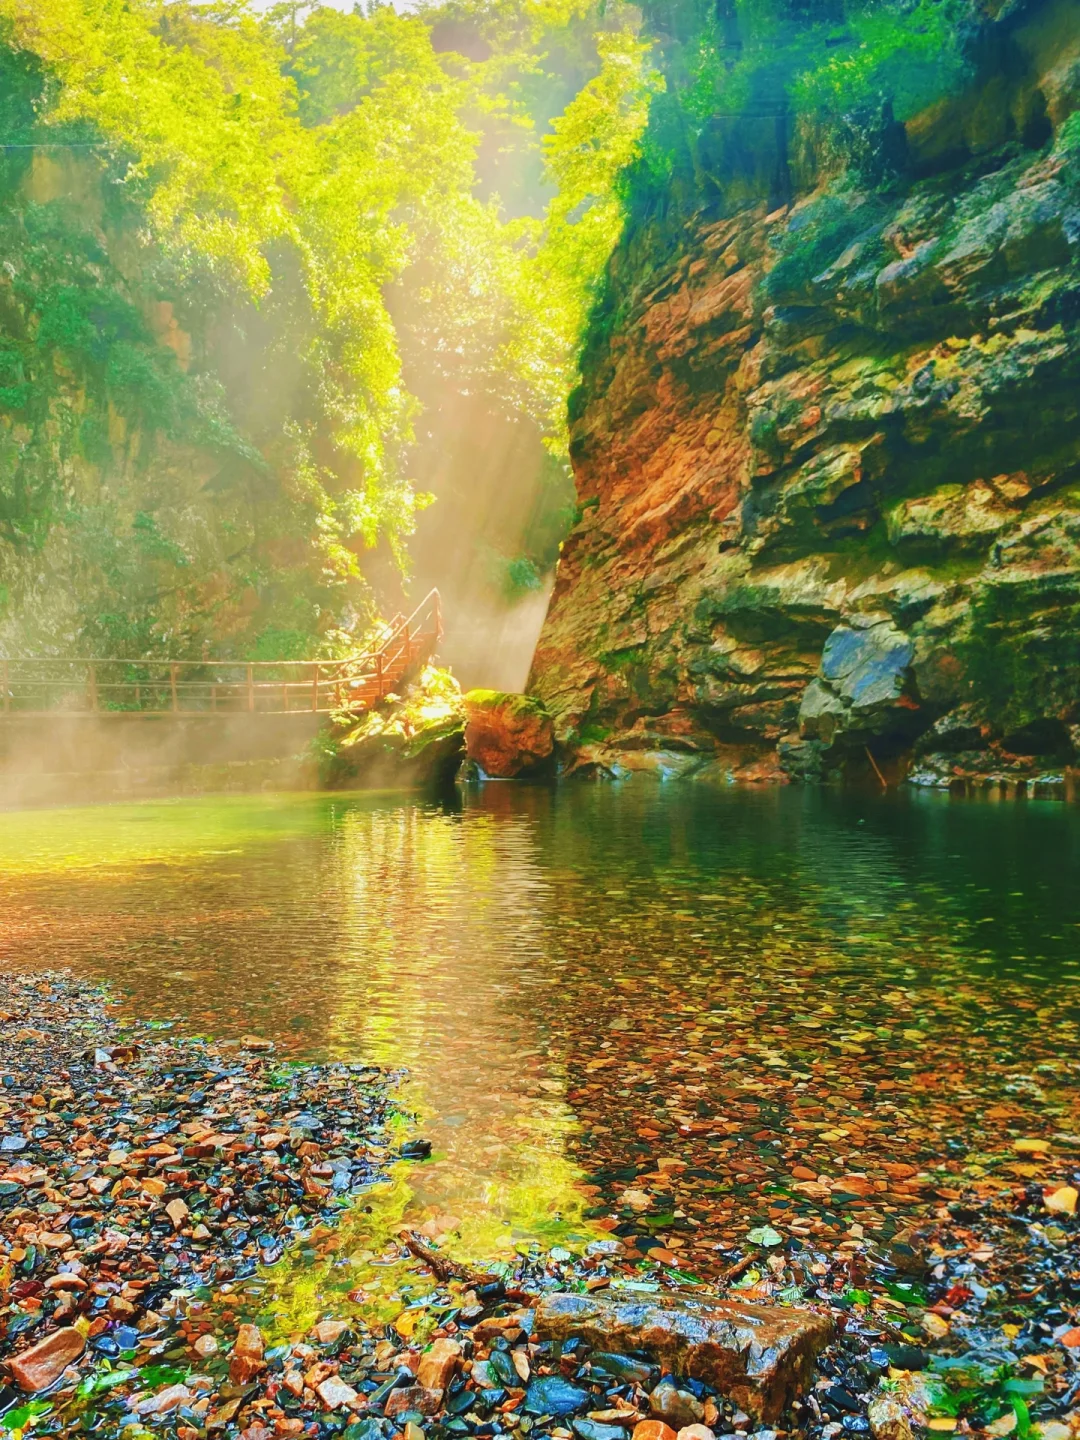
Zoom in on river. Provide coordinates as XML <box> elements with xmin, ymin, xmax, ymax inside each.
<box><xmin>2</xmin><ymin>783</ymin><xmax>1079</xmax><ymax>1323</ymax></box>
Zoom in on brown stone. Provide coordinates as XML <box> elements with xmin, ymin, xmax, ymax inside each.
<box><xmin>313</xmin><ymin>1320</ymin><xmax>350</xmax><ymax>1346</ymax></box>
<box><xmin>471</xmin><ymin>1312</ymin><xmax>529</xmax><ymax>1343</ymax></box>
<box><xmin>233</xmin><ymin>1323</ymin><xmax>265</xmax><ymax>1359</ymax></box>
<box><xmin>650</xmin><ymin>1382</ymin><xmax>704</xmax><ymax>1429</ymax></box>
<box><xmin>463</xmin><ymin>691</ymin><xmax>554</xmax><ymax>778</ymax></box>
<box><xmin>868</xmin><ymin>1392</ymin><xmax>915</xmax><ymax>1440</ymax></box>
<box><xmin>7</xmin><ymin>1327</ymin><xmax>87</xmax><ymax>1391</ymax></box>
<box><xmin>136</xmin><ymin>1384</ymin><xmax>193</xmax><ymax>1416</ymax></box>
<box><xmin>315</xmin><ymin>1376</ymin><xmax>359</xmax><ymax>1410</ymax></box>
<box><xmin>229</xmin><ymin>1322</ymin><xmax>265</xmax><ymax>1383</ymax></box>
<box><xmin>385</xmin><ymin>1384</ymin><xmax>443</xmax><ymax>1418</ymax></box>
<box><xmin>43</xmin><ymin>1274</ymin><xmax>87</xmax><ymax>1292</ymax></box>
<box><xmin>634</xmin><ymin>1424</ymin><xmax>677</xmax><ymax>1440</ymax></box>
<box><xmin>416</xmin><ymin>1337</ymin><xmax>463</xmax><ymax>1392</ymax></box>
<box><xmin>534</xmin><ymin>1290</ymin><xmax>833</xmax><ymax>1422</ymax></box>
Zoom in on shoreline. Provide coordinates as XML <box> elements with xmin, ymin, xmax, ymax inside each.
<box><xmin>2</xmin><ymin>972</ymin><xmax>1079</xmax><ymax>1440</ymax></box>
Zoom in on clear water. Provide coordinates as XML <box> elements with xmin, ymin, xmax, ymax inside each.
<box><xmin>2</xmin><ymin>783</ymin><xmax>1079</xmax><ymax>1316</ymax></box>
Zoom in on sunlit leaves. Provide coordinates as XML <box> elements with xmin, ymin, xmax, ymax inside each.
<box><xmin>499</xmin><ymin>27</ymin><xmax>662</xmax><ymax>447</ymax></box>
<box><xmin>0</xmin><ymin>0</ymin><xmax>663</xmax><ymax>653</ymax></box>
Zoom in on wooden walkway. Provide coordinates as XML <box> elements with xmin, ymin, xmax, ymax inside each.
<box><xmin>0</xmin><ymin>590</ymin><xmax>442</xmax><ymax>718</ymax></box>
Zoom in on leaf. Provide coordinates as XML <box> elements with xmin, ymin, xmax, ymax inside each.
<box><xmin>746</xmin><ymin>1225</ymin><xmax>783</xmax><ymax>1247</ymax></box>
<box><xmin>885</xmin><ymin>1280</ymin><xmax>929</xmax><ymax>1305</ymax></box>
<box><xmin>0</xmin><ymin>1400</ymin><xmax>52</xmax><ymax>1434</ymax></box>
<box><xmin>77</xmin><ymin>1368</ymin><xmax>138</xmax><ymax>1399</ymax></box>
<box><xmin>663</xmin><ymin>1267</ymin><xmax>702</xmax><ymax>1285</ymax></box>
<box><xmin>1003</xmin><ymin>1379</ymin><xmax>1043</xmax><ymax>1398</ymax></box>
<box><xmin>135</xmin><ymin>1363</ymin><xmax>187</xmax><ymax>1389</ymax></box>
<box><xmin>1045</xmin><ymin>1186</ymin><xmax>1077</xmax><ymax>1215</ymax></box>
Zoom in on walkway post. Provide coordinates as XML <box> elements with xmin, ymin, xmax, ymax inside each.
<box><xmin>170</xmin><ymin>664</ymin><xmax>179</xmax><ymax>713</ymax></box>
<box><xmin>87</xmin><ymin>663</ymin><xmax>98</xmax><ymax>712</ymax></box>
<box><xmin>311</xmin><ymin>663</ymin><xmax>319</xmax><ymax>712</ymax></box>
<box><xmin>247</xmin><ymin>664</ymin><xmax>255</xmax><ymax>713</ymax></box>
<box><xmin>1</xmin><ymin>659</ymin><xmax>7</xmax><ymax>713</ymax></box>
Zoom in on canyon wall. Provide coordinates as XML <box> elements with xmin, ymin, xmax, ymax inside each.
<box><xmin>530</xmin><ymin>0</ymin><xmax>1080</xmax><ymax>794</ymax></box>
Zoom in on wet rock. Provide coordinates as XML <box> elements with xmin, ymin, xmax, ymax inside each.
<box><xmin>633</xmin><ymin>1422</ymin><xmax>677</xmax><ymax>1440</ymax></box>
<box><xmin>825</xmin><ymin>1385</ymin><xmax>862</xmax><ymax>1414</ymax></box>
<box><xmin>677</xmin><ymin>1427</ymin><xmax>716</xmax><ymax>1440</ymax></box>
<box><xmin>317</xmin><ymin>1376</ymin><xmax>360</xmax><ymax>1410</ymax></box>
<box><xmin>135</xmin><ymin>1383</ymin><xmax>192</xmax><ymax>1416</ymax></box>
<box><xmin>325</xmin><ymin>667</ymin><xmax>466</xmax><ymax>790</ymax></box>
<box><xmin>799</xmin><ymin>619</ymin><xmax>917</xmax><ymax>749</ymax></box>
<box><xmin>867</xmin><ymin>1391</ymin><xmax>914</xmax><ymax>1440</ymax></box>
<box><xmin>7</xmin><ymin>1326</ymin><xmax>86</xmax><ymax>1392</ymax></box>
<box><xmin>313</xmin><ymin>1320</ymin><xmax>351</xmax><ymax>1347</ymax></box>
<box><xmin>575</xmin><ymin>1420</ymin><xmax>630</xmax><ymax>1440</ymax></box>
<box><xmin>524</xmin><ymin>1375</ymin><xmax>592</xmax><ymax>1416</ymax></box>
<box><xmin>386</xmin><ymin>1385</ymin><xmax>443</xmax><ymax>1417</ymax></box>
<box><xmin>592</xmin><ymin>1352</ymin><xmax>657</xmax><ymax>1386</ymax></box>
<box><xmin>535</xmin><ymin>1291</ymin><xmax>833</xmax><ymax>1422</ymax></box>
<box><xmin>416</xmin><ymin>1337</ymin><xmax>462</xmax><ymax>1392</ymax></box>
<box><xmin>529</xmin><ymin>60</ymin><xmax>1080</xmax><ymax>794</ymax></box>
<box><xmin>345</xmin><ymin>1421</ymin><xmax>385</xmax><ymax>1440</ymax></box>
<box><xmin>486</xmin><ymin>1347</ymin><xmax>520</xmax><ymax>1388</ymax></box>
<box><xmin>470</xmin><ymin>1359</ymin><xmax>497</xmax><ymax>1389</ymax></box>
<box><xmin>229</xmin><ymin>1323</ymin><xmax>266</xmax><ymax>1383</ymax></box>
<box><xmin>881</xmin><ymin>1345</ymin><xmax>926</xmax><ymax>1371</ymax></box>
<box><xmin>463</xmin><ymin>691</ymin><xmax>555</xmax><ymax>778</ymax></box>
<box><xmin>650</xmin><ymin>1382</ymin><xmax>705</xmax><ymax>1429</ymax></box>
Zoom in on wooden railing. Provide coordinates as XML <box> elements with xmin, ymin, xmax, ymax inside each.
<box><xmin>0</xmin><ymin>589</ymin><xmax>442</xmax><ymax>717</ymax></box>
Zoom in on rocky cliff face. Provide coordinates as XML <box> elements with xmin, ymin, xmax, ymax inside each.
<box><xmin>530</xmin><ymin>0</ymin><xmax>1080</xmax><ymax>795</ymax></box>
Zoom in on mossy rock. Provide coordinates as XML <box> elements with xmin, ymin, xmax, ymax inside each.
<box><xmin>462</xmin><ymin>690</ymin><xmax>555</xmax><ymax>779</ymax></box>
<box><xmin>320</xmin><ymin>666</ymin><xmax>465</xmax><ymax>791</ymax></box>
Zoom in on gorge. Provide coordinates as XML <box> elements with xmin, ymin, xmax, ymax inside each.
<box><xmin>530</xmin><ymin>0</ymin><xmax>1080</xmax><ymax>795</ymax></box>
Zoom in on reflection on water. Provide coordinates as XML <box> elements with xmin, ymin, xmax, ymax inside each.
<box><xmin>2</xmin><ymin>783</ymin><xmax>1080</xmax><ymax>1308</ymax></box>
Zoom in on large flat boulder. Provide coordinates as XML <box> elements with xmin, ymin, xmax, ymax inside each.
<box><xmin>534</xmin><ymin>1291</ymin><xmax>833</xmax><ymax>1423</ymax></box>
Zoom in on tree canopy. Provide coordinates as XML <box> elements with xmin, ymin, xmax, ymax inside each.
<box><xmin>0</xmin><ymin>0</ymin><xmax>657</xmax><ymax>656</ymax></box>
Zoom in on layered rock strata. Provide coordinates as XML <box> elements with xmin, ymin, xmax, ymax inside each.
<box><xmin>531</xmin><ymin>0</ymin><xmax>1080</xmax><ymax>795</ymax></box>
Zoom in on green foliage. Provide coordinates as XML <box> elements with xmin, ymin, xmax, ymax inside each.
<box><xmin>626</xmin><ymin>0</ymin><xmax>979</xmax><ymax>216</ymax></box>
<box><xmin>763</xmin><ymin>190</ymin><xmax>886</xmax><ymax>301</ymax></box>
<box><xmin>505</xmin><ymin>554</ymin><xmax>544</xmax><ymax>596</ymax></box>
<box><xmin>960</xmin><ymin>578</ymin><xmax>1080</xmax><ymax>736</ymax></box>
<box><xmin>0</xmin><ymin>0</ymin><xmax>660</xmax><ymax>657</ymax></box>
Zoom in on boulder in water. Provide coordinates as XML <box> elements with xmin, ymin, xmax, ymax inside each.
<box><xmin>534</xmin><ymin>1290</ymin><xmax>833</xmax><ymax>1422</ymax></box>
<box><xmin>463</xmin><ymin>690</ymin><xmax>555</xmax><ymax>777</ymax></box>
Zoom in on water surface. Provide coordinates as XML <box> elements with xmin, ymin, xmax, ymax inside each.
<box><xmin>3</xmin><ymin>783</ymin><xmax>1079</xmax><ymax>1306</ymax></box>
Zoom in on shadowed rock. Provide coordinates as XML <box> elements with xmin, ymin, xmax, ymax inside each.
<box><xmin>535</xmin><ymin>1291</ymin><xmax>833</xmax><ymax>1422</ymax></box>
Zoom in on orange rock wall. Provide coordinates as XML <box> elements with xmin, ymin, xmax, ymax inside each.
<box><xmin>530</xmin><ymin>0</ymin><xmax>1080</xmax><ymax>794</ymax></box>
